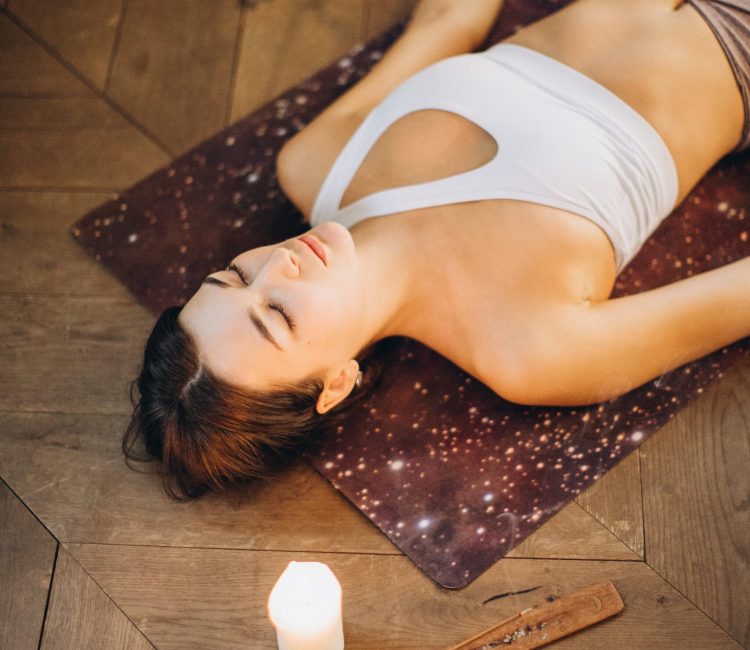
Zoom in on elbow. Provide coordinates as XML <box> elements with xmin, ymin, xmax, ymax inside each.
<box><xmin>491</xmin><ymin>349</ymin><xmax>632</xmax><ymax>408</ymax></box>
<box><xmin>493</xmin><ymin>373</ymin><xmax>585</xmax><ymax>408</ymax></box>
<box><xmin>482</xmin><ymin>350</ymin><xmax>564</xmax><ymax>406</ymax></box>
<box><xmin>497</xmin><ymin>374</ymin><xmax>619</xmax><ymax>408</ymax></box>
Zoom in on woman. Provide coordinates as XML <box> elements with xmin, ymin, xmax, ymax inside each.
<box><xmin>126</xmin><ymin>0</ymin><xmax>750</xmax><ymax>500</ymax></box>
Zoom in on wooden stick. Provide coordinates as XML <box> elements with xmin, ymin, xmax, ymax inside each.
<box><xmin>445</xmin><ymin>581</ymin><xmax>624</xmax><ymax>649</ymax></box>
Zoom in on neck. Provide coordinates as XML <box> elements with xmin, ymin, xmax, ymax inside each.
<box><xmin>350</xmin><ymin>215</ymin><xmax>441</xmax><ymax>350</ymax></box>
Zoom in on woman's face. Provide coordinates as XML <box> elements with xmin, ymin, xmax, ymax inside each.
<box><xmin>179</xmin><ymin>221</ymin><xmax>366</xmax><ymax>393</ymax></box>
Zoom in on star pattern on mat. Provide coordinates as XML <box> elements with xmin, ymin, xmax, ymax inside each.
<box><xmin>71</xmin><ymin>4</ymin><xmax>750</xmax><ymax>588</ymax></box>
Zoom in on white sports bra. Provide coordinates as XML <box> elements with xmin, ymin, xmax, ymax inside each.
<box><xmin>310</xmin><ymin>44</ymin><xmax>679</xmax><ymax>273</ymax></box>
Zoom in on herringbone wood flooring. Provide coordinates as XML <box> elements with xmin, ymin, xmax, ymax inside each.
<box><xmin>1</xmin><ymin>1</ymin><xmax>748</xmax><ymax>647</ymax></box>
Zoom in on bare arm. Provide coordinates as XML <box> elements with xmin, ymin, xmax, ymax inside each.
<box><xmin>317</xmin><ymin>0</ymin><xmax>505</xmax><ymax>119</ymax></box>
<box><xmin>277</xmin><ymin>0</ymin><xmax>504</xmax><ymax>216</ymax></box>
<box><xmin>505</xmin><ymin>256</ymin><xmax>750</xmax><ymax>406</ymax></box>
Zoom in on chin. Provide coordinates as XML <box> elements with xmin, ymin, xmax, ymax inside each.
<box><xmin>316</xmin><ymin>221</ymin><xmax>354</xmax><ymax>251</ymax></box>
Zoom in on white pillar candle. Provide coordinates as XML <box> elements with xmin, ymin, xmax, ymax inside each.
<box><xmin>267</xmin><ymin>561</ymin><xmax>345</xmax><ymax>650</ymax></box>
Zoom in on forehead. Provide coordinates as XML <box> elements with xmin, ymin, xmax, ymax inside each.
<box><xmin>179</xmin><ymin>284</ymin><xmax>279</xmax><ymax>389</ymax></box>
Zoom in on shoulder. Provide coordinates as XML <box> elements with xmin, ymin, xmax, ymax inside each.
<box><xmin>276</xmin><ymin>2</ymin><xmax>499</xmax><ymax>219</ymax></box>
<box><xmin>276</xmin><ymin>109</ymin><xmax>367</xmax><ymax>221</ymax></box>
<box><xmin>472</xmin><ymin>300</ymin><xmax>597</xmax><ymax>407</ymax></box>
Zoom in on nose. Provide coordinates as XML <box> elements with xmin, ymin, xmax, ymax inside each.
<box><xmin>258</xmin><ymin>246</ymin><xmax>299</xmax><ymax>283</ymax></box>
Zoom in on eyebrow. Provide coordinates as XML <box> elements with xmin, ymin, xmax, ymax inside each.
<box><xmin>202</xmin><ymin>276</ymin><xmax>282</xmax><ymax>351</ymax></box>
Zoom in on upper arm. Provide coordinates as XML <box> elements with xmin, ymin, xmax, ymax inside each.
<box><xmin>317</xmin><ymin>1</ymin><xmax>504</xmax><ymax>120</ymax></box>
<box><xmin>276</xmin><ymin>111</ymin><xmax>364</xmax><ymax>220</ymax></box>
<box><xmin>277</xmin><ymin>1</ymin><xmax>505</xmax><ymax>217</ymax></box>
<box><xmin>502</xmin><ymin>258</ymin><xmax>750</xmax><ymax>406</ymax></box>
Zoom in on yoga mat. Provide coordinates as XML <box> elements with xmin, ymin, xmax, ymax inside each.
<box><xmin>72</xmin><ymin>0</ymin><xmax>750</xmax><ymax>588</ymax></box>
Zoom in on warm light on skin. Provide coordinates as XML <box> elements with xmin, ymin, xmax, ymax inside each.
<box><xmin>179</xmin><ymin>217</ymin><xmax>437</xmax><ymax>412</ymax></box>
<box><xmin>179</xmin><ymin>221</ymin><xmax>370</xmax><ymax>412</ymax></box>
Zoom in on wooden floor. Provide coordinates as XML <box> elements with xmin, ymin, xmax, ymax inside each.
<box><xmin>1</xmin><ymin>1</ymin><xmax>748</xmax><ymax>648</ymax></box>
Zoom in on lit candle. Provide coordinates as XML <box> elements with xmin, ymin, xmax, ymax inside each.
<box><xmin>267</xmin><ymin>561</ymin><xmax>345</xmax><ymax>650</ymax></box>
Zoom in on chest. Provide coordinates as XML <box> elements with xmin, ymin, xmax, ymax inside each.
<box><xmin>383</xmin><ymin>201</ymin><xmax>615</xmax><ymax>382</ymax></box>
<box><xmin>339</xmin><ymin>109</ymin><xmax>498</xmax><ymax>211</ymax></box>
<box><xmin>307</xmin><ymin>1</ymin><xmax>741</xmax><ymax>217</ymax></box>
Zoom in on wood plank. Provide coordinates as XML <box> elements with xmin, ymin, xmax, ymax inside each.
<box><xmin>1</xmin><ymin>407</ymin><xmax>637</xmax><ymax>561</ymax></box>
<box><xmin>0</xmin><ymin>1</ymin><xmax>742</xmax><ymax>648</ymax></box>
<box><xmin>108</xmin><ymin>0</ymin><xmax>240</xmax><ymax>154</ymax></box>
<box><xmin>0</xmin><ymin>191</ymin><xmax>133</xmax><ymax>298</ymax></box>
<box><xmin>0</xmin><ymin>14</ymin><xmax>90</xmax><ymax>94</ymax></box>
<box><xmin>230</xmin><ymin>0</ymin><xmax>366</xmax><ymax>122</ymax></box>
<box><xmin>642</xmin><ymin>355</ymin><xmax>750</xmax><ymax>648</ymax></box>
<box><xmin>508</xmin><ymin>501</ymin><xmax>638</xmax><ymax>561</ymax></box>
<box><xmin>0</xmin><ymin>480</ymin><xmax>57</xmax><ymax>650</ymax></box>
<box><xmin>8</xmin><ymin>0</ymin><xmax>122</xmax><ymax>90</ymax></box>
<box><xmin>0</xmin><ymin>96</ymin><xmax>123</xmax><ymax>129</ymax></box>
<box><xmin>0</xmin><ymin>411</ymin><xmax>397</xmax><ymax>554</ymax></box>
<box><xmin>576</xmin><ymin>451</ymin><xmax>644</xmax><ymax>557</ymax></box>
<box><xmin>69</xmin><ymin>543</ymin><xmax>742</xmax><ymax>649</ymax></box>
<box><xmin>41</xmin><ymin>545</ymin><xmax>153</xmax><ymax>650</ymax></box>
<box><xmin>0</xmin><ymin>295</ymin><xmax>151</xmax><ymax>413</ymax></box>
<box><xmin>0</xmin><ymin>95</ymin><xmax>167</xmax><ymax>189</ymax></box>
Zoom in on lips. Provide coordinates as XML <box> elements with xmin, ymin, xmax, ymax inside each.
<box><xmin>298</xmin><ymin>235</ymin><xmax>327</xmax><ymax>265</ymax></box>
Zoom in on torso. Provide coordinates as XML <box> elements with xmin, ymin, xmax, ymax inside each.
<box><xmin>504</xmin><ymin>0</ymin><xmax>744</xmax><ymax>190</ymax></box>
<box><xmin>279</xmin><ymin>0</ymin><xmax>745</xmax><ymax>391</ymax></box>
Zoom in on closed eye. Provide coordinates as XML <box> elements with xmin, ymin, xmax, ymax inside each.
<box><xmin>226</xmin><ymin>262</ymin><xmax>249</xmax><ymax>284</ymax></box>
<box><xmin>269</xmin><ymin>301</ymin><xmax>295</xmax><ymax>331</ymax></box>
<box><xmin>225</xmin><ymin>262</ymin><xmax>295</xmax><ymax>333</ymax></box>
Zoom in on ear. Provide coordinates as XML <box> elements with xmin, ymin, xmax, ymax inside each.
<box><xmin>316</xmin><ymin>359</ymin><xmax>360</xmax><ymax>415</ymax></box>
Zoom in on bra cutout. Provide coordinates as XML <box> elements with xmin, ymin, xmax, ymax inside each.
<box><xmin>338</xmin><ymin>108</ymin><xmax>500</xmax><ymax>212</ymax></box>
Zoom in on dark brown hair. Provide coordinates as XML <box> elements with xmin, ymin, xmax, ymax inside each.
<box><xmin>123</xmin><ymin>305</ymin><xmax>387</xmax><ymax>501</ymax></box>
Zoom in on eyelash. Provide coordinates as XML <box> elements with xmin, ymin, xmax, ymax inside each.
<box><xmin>226</xmin><ymin>262</ymin><xmax>295</xmax><ymax>331</ymax></box>
<box><xmin>226</xmin><ymin>262</ymin><xmax>248</xmax><ymax>284</ymax></box>
<box><xmin>269</xmin><ymin>301</ymin><xmax>296</xmax><ymax>331</ymax></box>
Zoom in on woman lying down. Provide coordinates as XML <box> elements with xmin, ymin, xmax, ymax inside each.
<box><xmin>125</xmin><ymin>0</ymin><xmax>750</xmax><ymax>499</ymax></box>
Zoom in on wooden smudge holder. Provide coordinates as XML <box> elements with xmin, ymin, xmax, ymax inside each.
<box><xmin>445</xmin><ymin>581</ymin><xmax>624</xmax><ymax>649</ymax></box>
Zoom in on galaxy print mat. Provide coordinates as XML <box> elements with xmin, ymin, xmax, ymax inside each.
<box><xmin>72</xmin><ymin>0</ymin><xmax>750</xmax><ymax>588</ymax></box>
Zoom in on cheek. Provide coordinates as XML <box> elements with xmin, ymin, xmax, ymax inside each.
<box><xmin>297</xmin><ymin>284</ymin><xmax>355</xmax><ymax>335</ymax></box>
<box><xmin>302</xmin><ymin>290</ymin><xmax>345</xmax><ymax>325</ymax></box>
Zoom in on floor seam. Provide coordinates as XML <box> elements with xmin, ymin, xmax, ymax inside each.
<box><xmin>641</xmin><ymin>561</ymin><xmax>745</xmax><ymax>648</ymax></box>
<box><xmin>0</xmin><ymin>92</ymin><xmax>93</xmax><ymax>98</ymax></box>
<box><xmin>35</xmin><ymin>541</ymin><xmax>58</xmax><ymax>650</ymax></box>
<box><xmin>638</xmin><ymin>447</ymin><xmax>648</xmax><ymax>563</ymax></box>
<box><xmin>0</xmin><ymin>186</ymin><xmax>127</xmax><ymax>194</ymax></box>
<box><xmin>224</xmin><ymin>3</ymin><xmax>246</xmax><ymax>126</ymax></box>
<box><xmin>59</xmin><ymin>540</ymin><xmax>650</xmax><ymax>563</ymax></box>
<box><xmin>61</xmin><ymin>544</ymin><xmax>158</xmax><ymax>650</ymax></box>
<box><xmin>1</xmin><ymin>476</ymin><xmax>61</xmax><ymax>546</ymax></box>
<box><xmin>104</xmin><ymin>0</ymin><xmax>127</xmax><ymax>94</ymax></box>
<box><xmin>0</xmin><ymin>408</ymin><xmax>132</xmax><ymax>416</ymax></box>
<box><xmin>3</xmin><ymin>8</ymin><xmax>174</xmax><ymax>158</ymax></box>
<box><xmin>571</xmin><ymin>499</ymin><xmax>643</xmax><ymax>560</ymax></box>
